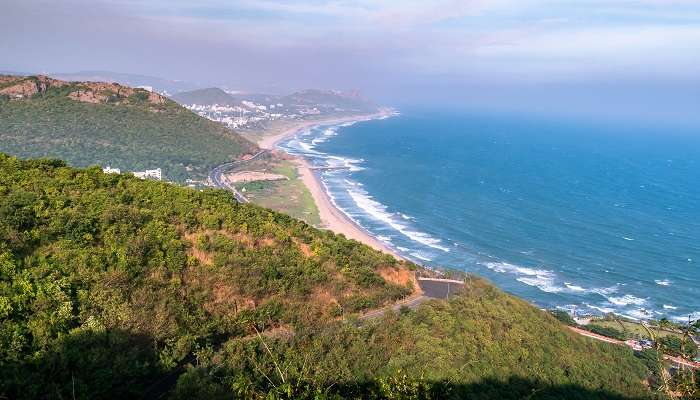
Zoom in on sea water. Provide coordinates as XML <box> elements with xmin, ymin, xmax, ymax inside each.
<box><xmin>278</xmin><ymin>110</ymin><xmax>700</xmax><ymax>321</ymax></box>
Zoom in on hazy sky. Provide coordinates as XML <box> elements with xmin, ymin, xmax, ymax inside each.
<box><xmin>2</xmin><ymin>0</ymin><xmax>699</xmax><ymax>122</ymax></box>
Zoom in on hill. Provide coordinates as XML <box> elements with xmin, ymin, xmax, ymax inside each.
<box><xmin>281</xmin><ymin>89</ymin><xmax>377</xmax><ymax>113</ymax></box>
<box><xmin>0</xmin><ymin>154</ymin><xmax>655</xmax><ymax>399</ymax></box>
<box><xmin>173</xmin><ymin>86</ymin><xmax>377</xmax><ymax>114</ymax></box>
<box><xmin>172</xmin><ymin>87</ymin><xmax>241</xmax><ymax>106</ymax></box>
<box><xmin>0</xmin><ymin>75</ymin><xmax>255</xmax><ymax>182</ymax></box>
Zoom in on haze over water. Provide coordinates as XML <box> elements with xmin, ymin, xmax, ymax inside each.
<box><xmin>280</xmin><ymin>111</ymin><xmax>700</xmax><ymax>321</ymax></box>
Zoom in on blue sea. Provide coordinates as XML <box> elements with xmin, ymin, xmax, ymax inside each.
<box><xmin>278</xmin><ymin>111</ymin><xmax>700</xmax><ymax>322</ymax></box>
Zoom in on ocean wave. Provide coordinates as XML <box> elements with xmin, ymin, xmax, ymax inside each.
<box><xmin>564</xmin><ymin>282</ymin><xmax>586</xmax><ymax>292</ymax></box>
<box><xmin>606</xmin><ymin>294</ymin><xmax>647</xmax><ymax>306</ymax></box>
<box><xmin>670</xmin><ymin>311</ymin><xmax>700</xmax><ymax>322</ymax></box>
<box><xmin>621</xmin><ymin>308</ymin><xmax>653</xmax><ymax>320</ymax></box>
<box><xmin>396</xmin><ymin>246</ymin><xmax>410</xmax><ymax>252</ymax></box>
<box><xmin>584</xmin><ymin>303</ymin><xmax>616</xmax><ymax>314</ymax></box>
<box><xmin>591</xmin><ymin>285</ymin><xmax>619</xmax><ymax>296</ymax></box>
<box><xmin>654</xmin><ymin>279</ymin><xmax>671</xmax><ymax>286</ymax></box>
<box><xmin>410</xmin><ymin>252</ymin><xmax>433</xmax><ymax>262</ymax></box>
<box><xmin>325</xmin><ymin>155</ymin><xmax>365</xmax><ymax>172</ymax></box>
<box><xmin>663</xmin><ymin>304</ymin><xmax>678</xmax><ymax>310</ymax></box>
<box><xmin>344</xmin><ymin>184</ymin><xmax>450</xmax><ymax>252</ymax></box>
<box><xmin>483</xmin><ymin>261</ymin><xmax>564</xmax><ymax>293</ymax></box>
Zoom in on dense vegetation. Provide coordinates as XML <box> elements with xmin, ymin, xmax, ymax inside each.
<box><xmin>0</xmin><ymin>76</ymin><xmax>255</xmax><ymax>182</ymax></box>
<box><xmin>173</xmin><ymin>87</ymin><xmax>242</xmax><ymax>106</ymax></box>
<box><xmin>0</xmin><ymin>154</ymin><xmax>657</xmax><ymax>399</ymax></box>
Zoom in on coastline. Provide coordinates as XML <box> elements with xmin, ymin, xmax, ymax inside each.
<box><xmin>255</xmin><ymin>109</ymin><xmax>404</xmax><ymax>260</ymax></box>
<box><xmin>258</xmin><ymin>109</ymin><xmax>393</xmax><ymax>150</ymax></box>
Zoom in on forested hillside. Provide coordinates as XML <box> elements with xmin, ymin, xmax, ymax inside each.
<box><xmin>0</xmin><ymin>154</ymin><xmax>655</xmax><ymax>399</ymax></box>
<box><xmin>0</xmin><ymin>75</ymin><xmax>255</xmax><ymax>182</ymax></box>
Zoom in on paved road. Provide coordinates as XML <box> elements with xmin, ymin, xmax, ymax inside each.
<box><xmin>359</xmin><ymin>278</ymin><xmax>465</xmax><ymax>321</ymax></box>
<box><xmin>209</xmin><ymin>150</ymin><xmax>268</xmax><ymax>203</ymax></box>
<box><xmin>569</xmin><ymin>326</ymin><xmax>700</xmax><ymax>370</ymax></box>
<box><xmin>417</xmin><ymin>278</ymin><xmax>465</xmax><ymax>299</ymax></box>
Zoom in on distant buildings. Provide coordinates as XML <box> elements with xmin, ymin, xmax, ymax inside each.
<box><xmin>133</xmin><ymin>168</ymin><xmax>162</xmax><ymax>180</ymax></box>
<box><xmin>102</xmin><ymin>165</ymin><xmax>163</xmax><ymax>180</ymax></box>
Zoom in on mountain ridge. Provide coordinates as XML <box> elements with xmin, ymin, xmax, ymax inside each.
<box><xmin>0</xmin><ymin>74</ymin><xmax>255</xmax><ymax>182</ymax></box>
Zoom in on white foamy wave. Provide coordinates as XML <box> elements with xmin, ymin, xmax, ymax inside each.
<box><xmin>396</xmin><ymin>246</ymin><xmax>410</xmax><ymax>252</ymax></box>
<box><xmin>298</xmin><ymin>141</ymin><xmax>324</xmax><ymax>154</ymax></box>
<box><xmin>376</xmin><ymin>235</ymin><xmax>392</xmax><ymax>243</ymax></box>
<box><xmin>344</xmin><ymin>184</ymin><xmax>450</xmax><ymax>252</ymax></box>
<box><xmin>483</xmin><ymin>262</ymin><xmax>564</xmax><ymax>293</ymax></box>
<box><xmin>591</xmin><ymin>285</ymin><xmax>619</xmax><ymax>296</ymax></box>
<box><xmin>654</xmin><ymin>279</ymin><xmax>671</xmax><ymax>286</ymax></box>
<box><xmin>410</xmin><ymin>252</ymin><xmax>432</xmax><ymax>262</ymax></box>
<box><xmin>564</xmin><ymin>282</ymin><xmax>586</xmax><ymax>292</ymax></box>
<box><xmin>606</xmin><ymin>294</ymin><xmax>647</xmax><ymax>306</ymax></box>
<box><xmin>623</xmin><ymin>236</ymin><xmax>634</xmax><ymax>241</ymax></box>
<box><xmin>400</xmin><ymin>213</ymin><xmax>413</xmax><ymax>220</ymax></box>
<box><xmin>663</xmin><ymin>304</ymin><xmax>678</xmax><ymax>310</ymax></box>
<box><xmin>622</xmin><ymin>308</ymin><xmax>653</xmax><ymax>320</ymax></box>
<box><xmin>670</xmin><ymin>311</ymin><xmax>700</xmax><ymax>322</ymax></box>
<box><xmin>517</xmin><ymin>276</ymin><xmax>563</xmax><ymax>293</ymax></box>
<box><xmin>584</xmin><ymin>303</ymin><xmax>616</xmax><ymax>314</ymax></box>
<box><xmin>326</xmin><ymin>155</ymin><xmax>365</xmax><ymax>172</ymax></box>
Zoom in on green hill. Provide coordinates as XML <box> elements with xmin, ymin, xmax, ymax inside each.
<box><xmin>0</xmin><ymin>154</ymin><xmax>655</xmax><ymax>399</ymax></box>
<box><xmin>172</xmin><ymin>87</ymin><xmax>240</xmax><ymax>106</ymax></box>
<box><xmin>0</xmin><ymin>75</ymin><xmax>255</xmax><ymax>182</ymax></box>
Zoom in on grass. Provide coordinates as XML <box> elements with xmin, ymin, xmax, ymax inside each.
<box><xmin>593</xmin><ymin>319</ymin><xmax>684</xmax><ymax>340</ymax></box>
<box><xmin>233</xmin><ymin>157</ymin><xmax>321</xmax><ymax>226</ymax></box>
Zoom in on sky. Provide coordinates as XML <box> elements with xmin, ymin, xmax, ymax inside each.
<box><xmin>2</xmin><ymin>0</ymin><xmax>699</xmax><ymax>123</ymax></box>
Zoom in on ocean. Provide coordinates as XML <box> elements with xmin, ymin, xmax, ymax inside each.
<box><xmin>278</xmin><ymin>110</ymin><xmax>700</xmax><ymax>322</ymax></box>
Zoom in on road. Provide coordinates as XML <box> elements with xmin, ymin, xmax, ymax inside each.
<box><xmin>208</xmin><ymin>150</ymin><xmax>268</xmax><ymax>203</ymax></box>
<box><xmin>359</xmin><ymin>278</ymin><xmax>465</xmax><ymax>321</ymax></box>
<box><xmin>568</xmin><ymin>326</ymin><xmax>700</xmax><ymax>370</ymax></box>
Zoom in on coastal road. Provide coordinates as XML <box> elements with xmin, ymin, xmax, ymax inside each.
<box><xmin>209</xmin><ymin>150</ymin><xmax>268</xmax><ymax>203</ymax></box>
<box><xmin>568</xmin><ymin>326</ymin><xmax>700</xmax><ymax>370</ymax></box>
<box><xmin>359</xmin><ymin>278</ymin><xmax>465</xmax><ymax>321</ymax></box>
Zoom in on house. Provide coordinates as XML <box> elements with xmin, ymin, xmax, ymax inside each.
<box><xmin>133</xmin><ymin>168</ymin><xmax>162</xmax><ymax>180</ymax></box>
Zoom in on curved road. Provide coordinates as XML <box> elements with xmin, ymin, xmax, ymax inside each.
<box><xmin>209</xmin><ymin>150</ymin><xmax>268</xmax><ymax>202</ymax></box>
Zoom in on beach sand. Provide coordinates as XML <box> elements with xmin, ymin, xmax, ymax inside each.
<box><xmin>258</xmin><ymin>110</ymin><xmax>392</xmax><ymax>150</ymax></box>
<box><xmin>294</xmin><ymin>157</ymin><xmax>403</xmax><ymax>259</ymax></box>
<box><xmin>254</xmin><ymin>110</ymin><xmax>403</xmax><ymax>259</ymax></box>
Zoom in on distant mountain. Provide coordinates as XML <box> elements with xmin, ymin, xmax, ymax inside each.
<box><xmin>281</xmin><ymin>89</ymin><xmax>377</xmax><ymax>113</ymax></box>
<box><xmin>172</xmin><ymin>87</ymin><xmax>239</xmax><ymax>106</ymax></box>
<box><xmin>0</xmin><ymin>75</ymin><xmax>255</xmax><ymax>181</ymax></box>
<box><xmin>173</xmin><ymin>86</ymin><xmax>378</xmax><ymax>115</ymax></box>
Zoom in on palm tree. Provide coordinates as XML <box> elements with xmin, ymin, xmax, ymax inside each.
<box><xmin>640</xmin><ymin>321</ymin><xmax>672</xmax><ymax>395</ymax></box>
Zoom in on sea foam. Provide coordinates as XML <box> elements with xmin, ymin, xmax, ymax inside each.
<box><xmin>344</xmin><ymin>184</ymin><xmax>450</xmax><ymax>252</ymax></box>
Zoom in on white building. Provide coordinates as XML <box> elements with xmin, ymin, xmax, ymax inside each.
<box><xmin>102</xmin><ymin>166</ymin><xmax>121</xmax><ymax>174</ymax></box>
<box><xmin>133</xmin><ymin>168</ymin><xmax>162</xmax><ymax>180</ymax></box>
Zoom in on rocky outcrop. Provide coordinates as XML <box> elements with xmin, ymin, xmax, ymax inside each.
<box><xmin>0</xmin><ymin>75</ymin><xmax>167</xmax><ymax>105</ymax></box>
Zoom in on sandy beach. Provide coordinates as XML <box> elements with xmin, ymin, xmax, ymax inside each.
<box><xmin>258</xmin><ymin>110</ymin><xmax>393</xmax><ymax>150</ymax></box>
<box><xmin>255</xmin><ymin>110</ymin><xmax>404</xmax><ymax>259</ymax></box>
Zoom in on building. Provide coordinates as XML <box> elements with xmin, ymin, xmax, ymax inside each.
<box><xmin>133</xmin><ymin>168</ymin><xmax>162</xmax><ymax>180</ymax></box>
<box><xmin>102</xmin><ymin>166</ymin><xmax>121</xmax><ymax>174</ymax></box>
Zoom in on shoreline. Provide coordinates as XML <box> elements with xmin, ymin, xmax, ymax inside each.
<box><xmin>255</xmin><ymin>110</ymin><xmax>404</xmax><ymax>260</ymax></box>
<box><xmin>258</xmin><ymin>109</ymin><xmax>394</xmax><ymax>150</ymax></box>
